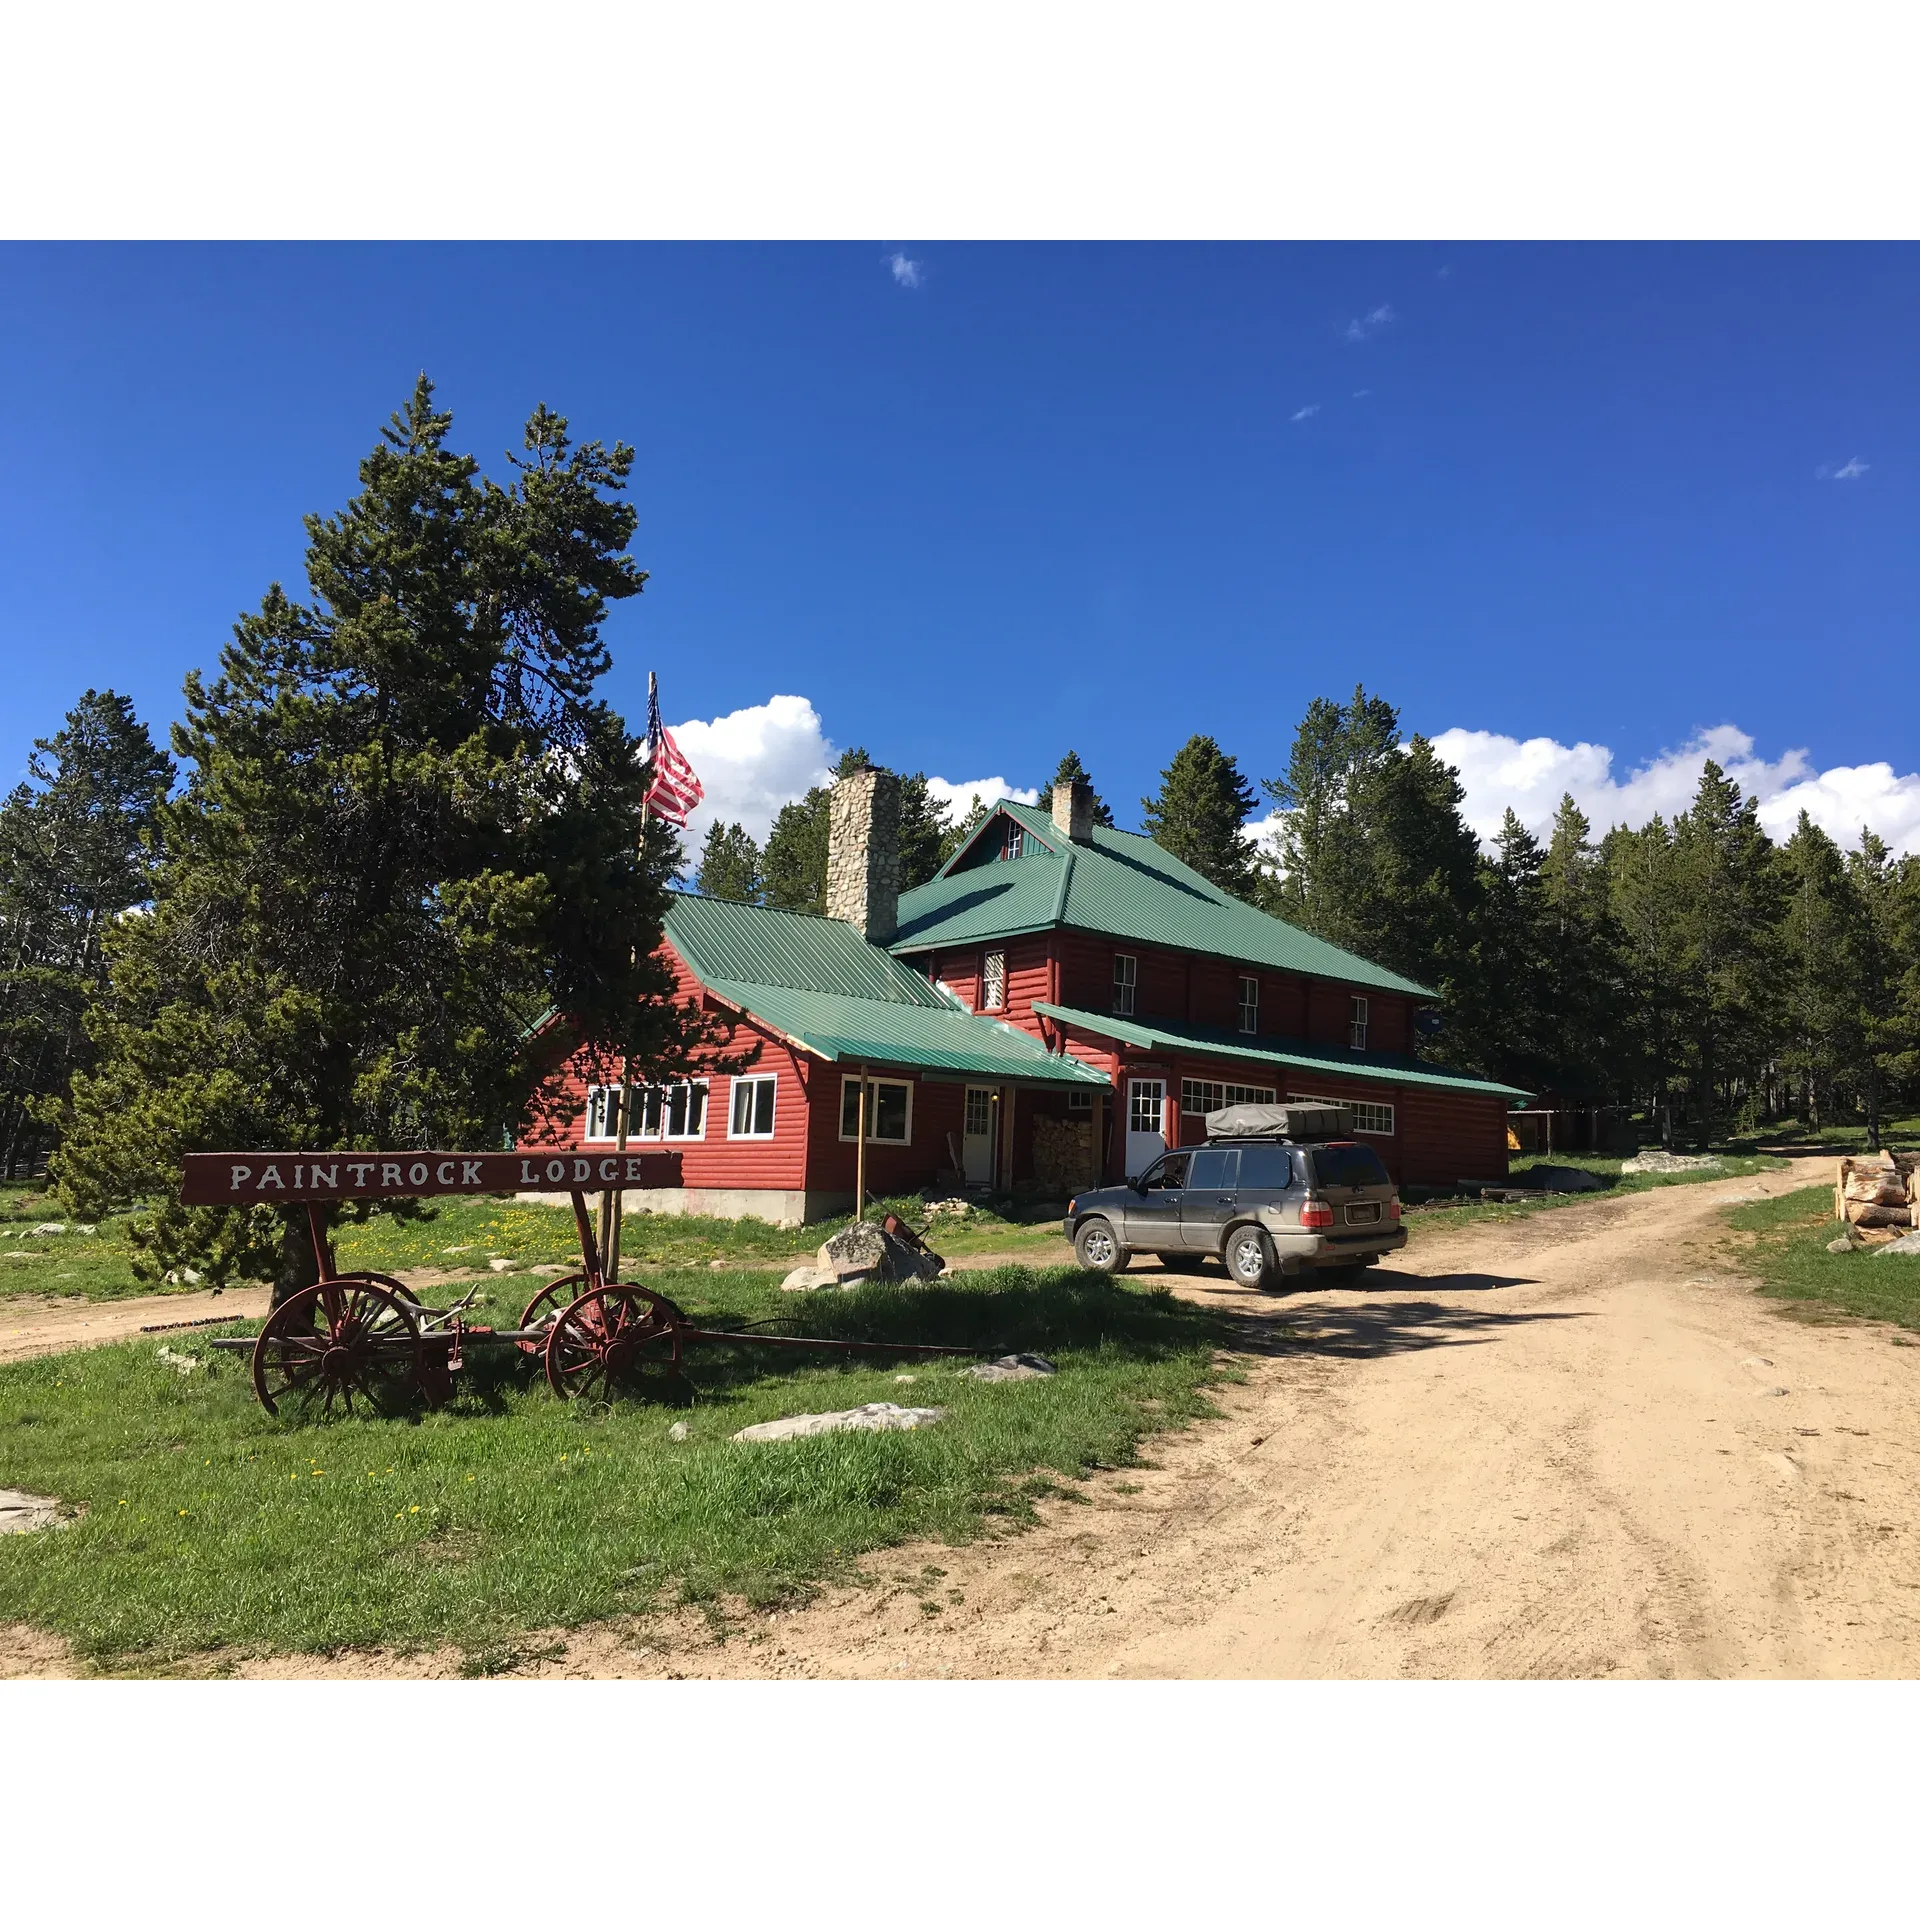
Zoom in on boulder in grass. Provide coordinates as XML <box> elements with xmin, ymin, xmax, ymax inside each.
<box><xmin>964</xmin><ymin>1354</ymin><xmax>1058</xmax><ymax>1383</ymax></box>
<box><xmin>1827</xmin><ymin>1236</ymin><xmax>1857</xmax><ymax>1255</ymax></box>
<box><xmin>818</xmin><ymin>1219</ymin><xmax>889</xmax><ymax>1279</ymax></box>
<box><xmin>1872</xmin><ymin>1233</ymin><xmax>1920</xmax><ymax>1258</ymax></box>
<box><xmin>733</xmin><ymin>1403</ymin><xmax>947</xmax><ymax>1443</ymax></box>
<box><xmin>781</xmin><ymin>1267</ymin><xmax>845</xmax><ymax>1292</ymax></box>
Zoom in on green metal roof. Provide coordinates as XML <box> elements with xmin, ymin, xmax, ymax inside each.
<box><xmin>891</xmin><ymin>801</ymin><xmax>1436</xmax><ymax>997</ymax></box>
<box><xmin>664</xmin><ymin>895</ymin><xmax>1106</xmax><ymax>1086</ymax></box>
<box><xmin>1029</xmin><ymin>1001</ymin><xmax>1531</xmax><ymax>1100</ymax></box>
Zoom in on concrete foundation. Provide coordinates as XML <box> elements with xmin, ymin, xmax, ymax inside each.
<box><xmin>515</xmin><ymin>1187</ymin><xmax>851</xmax><ymax>1227</ymax></box>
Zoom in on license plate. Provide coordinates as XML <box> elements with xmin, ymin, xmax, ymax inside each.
<box><xmin>1345</xmin><ymin>1201</ymin><xmax>1380</xmax><ymax>1225</ymax></box>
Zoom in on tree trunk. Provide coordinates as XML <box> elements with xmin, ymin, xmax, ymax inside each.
<box><xmin>273</xmin><ymin>1213</ymin><xmax>321</xmax><ymax>1307</ymax></box>
<box><xmin>1866</xmin><ymin>1063</ymin><xmax>1882</xmax><ymax>1152</ymax></box>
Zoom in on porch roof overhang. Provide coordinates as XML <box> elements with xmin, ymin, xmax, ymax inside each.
<box><xmin>1029</xmin><ymin>1002</ymin><xmax>1532</xmax><ymax>1102</ymax></box>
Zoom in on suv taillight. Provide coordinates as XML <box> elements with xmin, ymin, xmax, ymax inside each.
<box><xmin>1299</xmin><ymin>1200</ymin><xmax>1334</xmax><ymax>1230</ymax></box>
<box><xmin>1388</xmin><ymin>1198</ymin><xmax>1401</xmax><ymax>1221</ymax></box>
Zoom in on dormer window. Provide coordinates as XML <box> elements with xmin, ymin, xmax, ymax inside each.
<box><xmin>1000</xmin><ymin>818</ymin><xmax>1026</xmax><ymax>860</ymax></box>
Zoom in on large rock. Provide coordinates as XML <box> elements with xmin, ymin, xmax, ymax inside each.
<box><xmin>1872</xmin><ymin>1233</ymin><xmax>1920</xmax><ymax>1257</ymax></box>
<box><xmin>813</xmin><ymin>1220</ymin><xmax>945</xmax><ymax>1286</ymax></box>
<box><xmin>781</xmin><ymin>1267</ymin><xmax>845</xmax><ymax>1292</ymax></box>
<box><xmin>733</xmin><ymin>1403</ymin><xmax>948</xmax><ymax>1443</ymax></box>
<box><xmin>0</xmin><ymin>1488</ymin><xmax>70</xmax><ymax>1535</ymax></box>
<box><xmin>1621</xmin><ymin>1151</ymin><xmax>1724</xmax><ymax>1175</ymax></box>
<box><xmin>818</xmin><ymin>1220</ymin><xmax>889</xmax><ymax>1278</ymax></box>
<box><xmin>964</xmin><ymin>1353</ymin><xmax>1058</xmax><ymax>1383</ymax></box>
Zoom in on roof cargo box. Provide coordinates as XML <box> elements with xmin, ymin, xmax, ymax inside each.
<box><xmin>1205</xmin><ymin>1101</ymin><xmax>1352</xmax><ymax>1142</ymax></box>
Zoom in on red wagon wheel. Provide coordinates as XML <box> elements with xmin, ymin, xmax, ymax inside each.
<box><xmin>544</xmin><ymin>1284</ymin><xmax>685</xmax><ymax>1401</ymax></box>
<box><xmin>253</xmin><ymin>1278</ymin><xmax>423</xmax><ymax>1417</ymax></box>
<box><xmin>516</xmin><ymin>1272</ymin><xmax>597</xmax><ymax>1352</ymax></box>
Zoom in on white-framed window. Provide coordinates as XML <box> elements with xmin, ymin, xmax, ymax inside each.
<box><xmin>1349</xmin><ymin>995</ymin><xmax>1369</xmax><ymax>1050</ymax></box>
<box><xmin>584</xmin><ymin>1085</ymin><xmax>624</xmax><ymax>1143</ymax></box>
<box><xmin>1237</xmin><ymin>975</ymin><xmax>1259</xmax><ymax>1034</ymax></box>
<box><xmin>839</xmin><ymin>1075</ymin><xmax>913</xmax><ymax>1144</ymax></box>
<box><xmin>1113</xmin><ymin>952</ymin><xmax>1137</xmax><ymax>1016</ymax></box>
<box><xmin>983</xmin><ymin>949</ymin><xmax>1006</xmax><ymax>1010</ymax></box>
<box><xmin>1286</xmin><ymin>1092</ymin><xmax>1395</xmax><ymax>1137</ymax></box>
<box><xmin>1000</xmin><ymin>817</ymin><xmax>1026</xmax><ymax>860</ymax></box>
<box><xmin>1066</xmin><ymin>1087</ymin><xmax>1092</xmax><ymax>1111</ymax></box>
<box><xmin>728</xmin><ymin>1074</ymin><xmax>777</xmax><ymax>1139</ymax></box>
<box><xmin>1181</xmin><ymin>1079</ymin><xmax>1278</xmax><ymax>1115</ymax></box>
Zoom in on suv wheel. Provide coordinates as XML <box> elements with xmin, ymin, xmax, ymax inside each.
<box><xmin>1073</xmin><ymin>1217</ymin><xmax>1129</xmax><ymax>1275</ymax></box>
<box><xmin>1224</xmin><ymin>1224</ymin><xmax>1276</xmax><ymax>1290</ymax></box>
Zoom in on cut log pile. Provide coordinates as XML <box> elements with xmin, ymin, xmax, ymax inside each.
<box><xmin>1835</xmin><ymin>1152</ymin><xmax>1919</xmax><ymax>1243</ymax></box>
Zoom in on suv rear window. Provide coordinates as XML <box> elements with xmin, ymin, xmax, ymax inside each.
<box><xmin>1236</xmin><ymin>1144</ymin><xmax>1294</xmax><ymax>1190</ymax></box>
<box><xmin>1309</xmin><ymin>1144</ymin><xmax>1391</xmax><ymax>1188</ymax></box>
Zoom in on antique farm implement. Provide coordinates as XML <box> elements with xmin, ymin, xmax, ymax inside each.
<box><xmin>183</xmin><ymin>1151</ymin><xmax>985</xmax><ymax>1417</ymax></box>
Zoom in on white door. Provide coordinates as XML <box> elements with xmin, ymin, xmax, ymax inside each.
<box><xmin>962</xmin><ymin>1085</ymin><xmax>996</xmax><ymax>1186</ymax></box>
<box><xmin>1126</xmin><ymin>1078</ymin><xmax>1167</xmax><ymax>1176</ymax></box>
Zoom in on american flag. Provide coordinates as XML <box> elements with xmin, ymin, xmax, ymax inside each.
<box><xmin>639</xmin><ymin>672</ymin><xmax>703</xmax><ymax>826</ymax></box>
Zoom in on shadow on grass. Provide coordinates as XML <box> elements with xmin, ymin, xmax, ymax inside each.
<box><xmin>671</xmin><ymin>1268</ymin><xmax>1223</xmax><ymax>1408</ymax></box>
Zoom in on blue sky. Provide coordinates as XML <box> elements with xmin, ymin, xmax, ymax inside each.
<box><xmin>3</xmin><ymin>242</ymin><xmax>1917</xmax><ymax>852</ymax></box>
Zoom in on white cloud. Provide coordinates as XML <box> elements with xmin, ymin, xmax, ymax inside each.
<box><xmin>1344</xmin><ymin>303</ymin><xmax>1395</xmax><ymax>342</ymax></box>
<box><xmin>1246</xmin><ymin>722</ymin><xmax>1920</xmax><ymax>861</ymax></box>
<box><xmin>1290</xmin><ymin>404</ymin><xmax>1320</xmax><ymax>423</ymax></box>
<box><xmin>1352</xmin><ymin>388</ymin><xmax>1371</xmax><ymax>398</ymax></box>
<box><xmin>888</xmin><ymin>252</ymin><xmax>922</xmax><ymax>289</ymax></box>
<box><xmin>666</xmin><ymin>693</ymin><xmax>1033</xmax><ymax>852</ymax></box>
<box><xmin>669</xmin><ymin>695</ymin><xmax>834</xmax><ymax>845</ymax></box>
<box><xmin>1426</xmin><ymin>723</ymin><xmax>1920</xmax><ymax>856</ymax></box>
<box><xmin>1834</xmin><ymin>456</ymin><xmax>1869</xmax><ymax>479</ymax></box>
<box><xmin>925</xmin><ymin>775</ymin><xmax>1038</xmax><ymax>823</ymax></box>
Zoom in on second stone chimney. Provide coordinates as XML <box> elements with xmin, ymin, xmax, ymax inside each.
<box><xmin>826</xmin><ymin>766</ymin><xmax>902</xmax><ymax>942</ymax></box>
<box><xmin>1052</xmin><ymin>776</ymin><xmax>1095</xmax><ymax>845</ymax></box>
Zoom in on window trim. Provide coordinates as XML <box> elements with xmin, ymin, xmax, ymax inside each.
<box><xmin>1347</xmin><ymin>1099</ymin><xmax>1395</xmax><ymax>1136</ymax></box>
<box><xmin>1237</xmin><ymin>974</ymin><xmax>1260</xmax><ymax>1035</ymax></box>
<box><xmin>1112</xmin><ymin>951</ymin><xmax>1137</xmax><ymax>1017</ymax></box>
<box><xmin>591</xmin><ymin>1079</ymin><xmax>709</xmax><ymax>1143</ymax></box>
<box><xmin>1349</xmin><ymin>994</ymin><xmax>1369</xmax><ymax>1051</ymax></box>
<box><xmin>583</xmin><ymin>1084</ymin><xmax>623</xmax><ymax>1144</ymax></box>
<box><xmin>982</xmin><ymin>948</ymin><xmax>1007</xmax><ymax>1011</ymax></box>
<box><xmin>1180</xmin><ymin>1078</ymin><xmax>1277</xmax><ymax>1116</ymax></box>
<box><xmin>727</xmin><ymin>1072</ymin><xmax>778</xmax><ymax>1140</ymax></box>
<box><xmin>838</xmin><ymin>1074</ymin><xmax>915</xmax><ymax>1146</ymax></box>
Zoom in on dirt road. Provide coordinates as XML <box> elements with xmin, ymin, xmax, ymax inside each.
<box><xmin>14</xmin><ymin>1151</ymin><xmax>1920</xmax><ymax>1679</ymax></box>
<box><xmin>516</xmin><ymin>1148</ymin><xmax>1920</xmax><ymax>1681</ymax></box>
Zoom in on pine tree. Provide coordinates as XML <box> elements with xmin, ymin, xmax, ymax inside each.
<box><xmin>1141</xmin><ymin>734</ymin><xmax>1260</xmax><ymax>899</ymax></box>
<box><xmin>694</xmin><ymin>821</ymin><xmax>763</xmax><ymax>903</ymax></box>
<box><xmin>1538</xmin><ymin>794</ymin><xmax>1628</xmax><ymax>1103</ymax></box>
<box><xmin>1603</xmin><ymin>815</ymin><xmax>1691</xmax><ymax>1147</ymax></box>
<box><xmin>898</xmin><ymin>773</ymin><xmax>949</xmax><ymax>889</ymax></box>
<box><xmin>1039</xmin><ymin>751</ymin><xmax>1115</xmax><ymax>827</ymax></box>
<box><xmin>1779</xmin><ymin>814</ymin><xmax>1862</xmax><ymax>1132</ymax></box>
<box><xmin>0</xmin><ymin>692</ymin><xmax>172</xmax><ymax>1178</ymax></box>
<box><xmin>1465</xmin><ymin>810</ymin><xmax>1556</xmax><ymax>1091</ymax></box>
<box><xmin>50</xmin><ymin>378</ymin><xmax>718</xmax><ymax>1298</ymax></box>
<box><xmin>1845</xmin><ymin>830</ymin><xmax>1910</xmax><ymax>1148</ymax></box>
<box><xmin>761</xmin><ymin>748</ymin><xmax>871</xmax><ymax>914</ymax></box>
<box><xmin>1670</xmin><ymin>761</ymin><xmax>1783</xmax><ymax>1145</ymax></box>
<box><xmin>937</xmin><ymin>794</ymin><xmax>990</xmax><ymax>866</ymax></box>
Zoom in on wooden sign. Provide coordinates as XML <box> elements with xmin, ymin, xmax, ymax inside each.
<box><xmin>179</xmin><ymin>1150</ymin><xmax>682</xmax><ymax>1206</ymax></box>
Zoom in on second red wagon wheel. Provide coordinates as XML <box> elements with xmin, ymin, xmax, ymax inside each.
<box><xmin>515</xmin><ymin>1272</ymin><xmax>597</xmax><ymax>1353</ymax></box>
<box><xmin>253</xmin><ymin>1278</ymin><xmax>423</xmax><ymax>1417</ymax></box>
<box><xmin>543</xmin><ymin>1284</ymin><xmax>684</xmax><ymax>1401</ymax></box>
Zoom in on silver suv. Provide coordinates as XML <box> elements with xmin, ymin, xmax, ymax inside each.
<box><xmin>1064</xmin><ymin>1103</ymin><xmax>1407</xmax><ymax>1289</ymax></box>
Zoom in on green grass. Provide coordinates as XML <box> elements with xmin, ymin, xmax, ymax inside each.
<box><xmin>1731</xmin><ymin>1114</ymin><xmax>1920</xmax><ymax>1156</ymax></box>
<box><xmin>1402</xmin><ymin>1150</ymin><xmax>1775</xmax><ymax>1234</ymax></box>
<box><xmin>1720</xmin><ymin>1185</ymin><xmax>1920</xmax><ymax>1333</ymax></box>
<box><xmin>0</xmin><ymin>1261</ymin><xmax>1229</xmax><ymax>1668</ymax></box>
<box><xmin>0</xmin><ymin>1182</ymin><xmax>1069</xmax><ymax>1304</ymax></box>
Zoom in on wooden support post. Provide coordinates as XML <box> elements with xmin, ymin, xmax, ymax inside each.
<box><xmin>603</xmin><ymin>1063</ymin><xmax>633</xmax><ymax>1286</ymax></box>
<box><xmin>856</xmin><ymin>1065</ymin><xmax>870</xmax><ymax>1222</ymax></box>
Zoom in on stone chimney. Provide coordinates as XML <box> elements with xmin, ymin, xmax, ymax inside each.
<box><xmin>1052</xmin><ymin>776</ymin><xmax>1094</xmax><ymax>844</ymax></box>
<box><xmin>826</xmin><ymin>766</ymin><xmax>902</xmax><ymax>942</ymax></box>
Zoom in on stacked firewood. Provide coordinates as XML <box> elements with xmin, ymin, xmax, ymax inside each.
<box><xmin>1836</xmin><ymin>1151</ymin><xmax>1919</xmax><ymax>1241</ymax></box>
